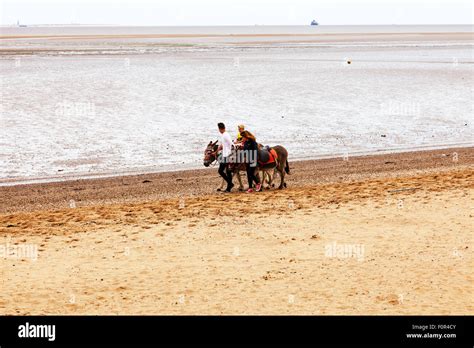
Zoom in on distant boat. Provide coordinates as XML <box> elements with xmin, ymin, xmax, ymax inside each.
<box><xmin>311</xmin><ymin>20</ymin><xmax>319</xmax><ymax>26</ymax></box>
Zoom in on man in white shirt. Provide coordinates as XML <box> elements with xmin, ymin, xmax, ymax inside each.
<box><xmin>216</xmin><ymin>122</ymin><xmax>234</xmax><ymax>192</ymax></box>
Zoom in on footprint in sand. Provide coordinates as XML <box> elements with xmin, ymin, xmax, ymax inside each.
<box><xmin>376</xmin><ymin>294</ymin><xmax>401</xmax><ymax>305</ymax></box>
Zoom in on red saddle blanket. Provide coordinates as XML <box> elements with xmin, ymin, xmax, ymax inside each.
<box><xmin>258</xmin><ymin>148</ymin><xmax>278</xmax><ymax>165</ymax></box>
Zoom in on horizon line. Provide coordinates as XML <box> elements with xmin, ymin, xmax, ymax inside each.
<box><xmin>2</xmin><ymin>23</ymin><xmax>473</xmax><ymax>27</ymax></box>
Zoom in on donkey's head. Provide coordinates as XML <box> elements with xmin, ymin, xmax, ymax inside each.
<box><xmin>203</xmin><ymin>140</ymin><xmax>218</xmax><ymax>167</ymax></box>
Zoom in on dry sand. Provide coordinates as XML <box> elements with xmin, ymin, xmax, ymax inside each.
<box><xmin>0</xmin><ymin>148</ymin><xmax>472</xmax><ymax>315</ymax></box>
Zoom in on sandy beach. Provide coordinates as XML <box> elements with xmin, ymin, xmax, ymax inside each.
<box><xmin>1</xmin><ymin>147</ymin><xmax>472</xmax><ymax>315</ymax></box>
<box><xmin>1</xmin><ymin>0</ymin><xmax>473</xmax><ymax>341</ymax></box>
<box><xmin>1</xmin><ymin>24</ymin><xmax>472</xmax><ymax>317</ymax></box>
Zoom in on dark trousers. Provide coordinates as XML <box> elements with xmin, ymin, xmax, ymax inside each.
<box><xmin>246</xmin><ymin>164</ymin><xmax>260</xmax><ymax>188</ymax></box>
<box><xmin>218</xmin><ymin>161</ymin><xmax>233</xmax><ymax>189</ymax></box>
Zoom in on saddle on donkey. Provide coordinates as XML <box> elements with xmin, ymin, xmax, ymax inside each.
<box><xmin>258</xmin><ymin>146</ymin><xmax>278</xmax><ymax>166</ymax></box>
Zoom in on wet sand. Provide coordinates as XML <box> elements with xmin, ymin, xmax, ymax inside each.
<box><xmin>0</xmin><ymin>147</ymin><xmax>472</xmax><ymax>213</ymax></box>
<box><xmin>1</xmin><ymin>31</ymin><xmax>472</xmax><ymax>56</ymax></box>
<box><xmin>1</xmin><ymin>31</ymin><xmax>472</xmax><ymax>41</ymax></box>
<box><xmin>0</xmin><ymin>147</ymin><xmax>472</xmax><ymax>315</ymax></box>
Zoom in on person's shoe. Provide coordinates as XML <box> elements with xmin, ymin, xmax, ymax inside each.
<box><xmin>246</xmin><ymin>188</ymin><xmax>254</xmax><ymax>193</ymax></box>
<box><xmin>255</xmin><ymin>183</ymin><xmax>262</xmax><ymax>192</ymax></box>
<box><xmin>225</xmin><ymin>183</ymin><xmax>234</xmax><ymax>192</ymax></box>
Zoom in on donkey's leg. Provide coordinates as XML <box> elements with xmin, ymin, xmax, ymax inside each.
<box><xmin>267</xmin><ymin>169</ymin><xmax>274</xmax><ymax>188</ymax></box>
<box><xmin>217</xmin><ymin>178</ymin><xmax>226</xmax><ymax>191</ymax></box>
<box><xmin>278</xmin><ymin>164</ymin><xmax>286</xmax><ymax>189</ymax></box>
<box><xmin>236</xmin><ymin>170</ymin><xmax>244</xmax><ymax>191</ymax></box>
<box><xmin>271</xmin><ymin>168</ymin><xmax>278</xmax><ymax>188</ymax></box>
<box><xmin>263</xmin><ymin>170</ymin><xmax>272</xmax><ymax>189</ymax></box>
<box><xmin>279</xmin><ymin>171</ymin><xmax>286</xmax><ymax>189</ymax></box>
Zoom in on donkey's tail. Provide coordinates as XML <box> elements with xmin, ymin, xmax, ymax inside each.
<box><xmin>285</xmin><ymin>159</ymin><xmax>290</xmax><ymax>174</ymax></box>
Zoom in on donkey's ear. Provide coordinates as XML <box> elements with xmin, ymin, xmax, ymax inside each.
<box><xmin>213</xmin><ymin>140</ymin><xmax>218</xmax><ymax>146</ymax></box>
<box><xmin>208</xmin><ymin>141</ymin><xmax>213</xmax><ymax>145</ymax></box>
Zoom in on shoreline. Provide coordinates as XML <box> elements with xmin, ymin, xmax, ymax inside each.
<box><xmin>1</xmin><ymin>142</ymin><xmax>473</xmax><ymax>188</ymax></box>
<box><xmin>0</xmin><ymin>146</ymin><xmax>472</xmax><ymax>214</ymax></box>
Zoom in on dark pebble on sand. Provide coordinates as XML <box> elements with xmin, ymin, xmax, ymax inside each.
<box><xmin>142</xmin><ymin>180</ymin><xmax>152</xmax><ymax>183</ymax></box>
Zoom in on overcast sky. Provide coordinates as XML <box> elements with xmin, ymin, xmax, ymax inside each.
<box><xmin>1</xmin><ymin>0</ymin><xmax>472</xmax><ymax>26</ymax></box>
